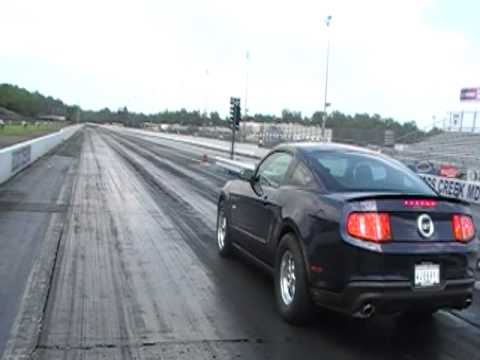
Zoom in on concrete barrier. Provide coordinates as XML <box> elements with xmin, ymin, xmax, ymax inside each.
<box><xmin>104</xmin><ymin>125</ymin><xmax>268</xmax><ymax>159</ymax></box>
<box><xmin>0</xmin><ymin>124</ymin><xmax>83</xmax><ymax>184</ymax></box>
<box><xmin>214</xmin><ymin>156</ymin><xmax>256</xmax><ymax>174</ymax></box>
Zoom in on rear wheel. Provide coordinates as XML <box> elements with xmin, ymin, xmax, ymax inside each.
<box><xmin>217</xmin><ymin>201</ymin><xmax>233</xmax><ymax>257</ymax></box>
<box><xmin>274</xmin><ymin>233</ymin><xmax>313</xmax><ymax>325</ymax></box>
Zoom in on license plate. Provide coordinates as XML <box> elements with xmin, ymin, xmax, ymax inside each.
<box><xmin>414</xmin><ymin>263</ymin><xmax>440</xmax><ymax>287</ymax></box>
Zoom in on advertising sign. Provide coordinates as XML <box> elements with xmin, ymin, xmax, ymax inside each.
<box><xmin>11</xmin><ymin>146</ymin><xmax>31</xmax><ymax>172</ymax></box>
<box><xmin>420</xmin><ymin>174</ymin><xmax>480</xmax><ymax>205</ymax></box>
<box><xmin>460</xmin><ymin>87</ymin><xmax>480</xmax><ymax>101</ymax></box>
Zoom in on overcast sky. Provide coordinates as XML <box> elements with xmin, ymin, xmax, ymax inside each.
<box><xmin>1</xmin><ymin>0</ymin><xmax>479</xmax><ymax>128</ymax></box>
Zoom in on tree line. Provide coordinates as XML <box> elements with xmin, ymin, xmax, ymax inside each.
<box><xmin>0</xmin><ymin>84</ymin><xmax>80</xmax><ymax>121</ymax></box>
<box><xmin>0</xmin><ymin>83</ymin><xmax>441</xmax><ymax>143</ymax></box>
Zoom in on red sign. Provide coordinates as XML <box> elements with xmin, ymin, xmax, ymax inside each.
<box><xmin>439</xmin><ymin>165</ymin><xmax>460</xmax><ymax>178</ymax></box>
<box><xmin>460</xmin><ymin>88</ymin><xmax>480</xmax><ymax>101</ymax></box>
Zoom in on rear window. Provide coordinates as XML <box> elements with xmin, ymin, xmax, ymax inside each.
<box><xmin>307</xmin><ymin>150</ymin><xmax>436</xmax><ymax>195</ymax></box>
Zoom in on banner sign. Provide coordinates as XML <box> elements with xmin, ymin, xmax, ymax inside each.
<box><xmin>11</xmin><ymin>145</ymin><xmax>31</xmax><ymax>172</ymax></box>
<box><xmin>460</xmin><ymin>87</ymin><xmax>480</xmax><ymax>101</ymax></box>
<box><xmin>420</xmin><ymin>174</ymin><xmax>480</xmax><ymax>205</ymax></box>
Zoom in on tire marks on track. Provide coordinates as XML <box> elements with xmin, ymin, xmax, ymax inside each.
<box><xmin>33</xmin><ymin>128</ymin><xmax>272</xmax><ymax>360</ymax></box>
<box><xmin>11</xmin><ymin>126</ymin><xmax>480</xmax><ymax>360</ymax></box>
<box><xmin>106</xmin><ymin>129</ymin><xmax>228</xmax><ymax>192</ymax></box>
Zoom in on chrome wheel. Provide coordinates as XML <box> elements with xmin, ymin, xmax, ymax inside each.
<box><xmin>217</xmin><ymin>211</ymin><xmax>227</xmax><ymax>250</ymax></box>
<box><xmin>280</xmin><ymin>250</ymin><xmax>296</xmax><ymax>306</ymax></box>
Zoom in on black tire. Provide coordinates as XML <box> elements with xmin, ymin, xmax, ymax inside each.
<box><xmin>274</xmin><ymin>233</ymin><xmax>314</xmax><ymax>325</ymax></box>
<box><xmin>217</xmin><ymin>201</ymin><xmax>233</xmax><ymax>257</ymax></box>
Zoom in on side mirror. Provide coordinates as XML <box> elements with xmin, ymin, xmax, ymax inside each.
<box><xmin>239</xmin><ymin>168</ymin><xmax>255</xmax><ymax>182</ymax></box>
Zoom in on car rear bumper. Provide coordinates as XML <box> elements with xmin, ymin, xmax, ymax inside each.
<box><xmin>311</xmin><ymin>278</ymin><xmax>475</xmax><ymax>317</ymax></box>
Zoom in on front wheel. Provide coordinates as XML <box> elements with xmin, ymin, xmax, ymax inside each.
<box><xmin>274</xmin><ymin>233</ymin><xmax>313</xmax><ymax>325</ymax></box>
<box><xmin>217</xmin><ymin>201</ymin><xmax>233</xmax><ymax>257</ymax></box>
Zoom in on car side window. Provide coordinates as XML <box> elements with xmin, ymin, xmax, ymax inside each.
<box><xmin>256</xmin><ymin>152</ymin><xmax>293</xmax><ymax>188</ymax></box>
<box><xmin>369</xmin><ymin>164</ymin><xmax>387</xmax><ymax>181</ymax></box>
<box><xmin>288</xmin><ymin>162</ymin><xmax>315</xmax><ymax>188</ymax></box>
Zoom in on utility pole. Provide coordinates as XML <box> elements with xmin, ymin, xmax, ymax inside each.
<box><xmin>321</xmin><ymin>15</ymin><xmax>332</xmax><ymax>141</ymax></box>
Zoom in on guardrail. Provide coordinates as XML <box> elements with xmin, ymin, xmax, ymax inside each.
<box><xmin>0</xmin><ymin>124</ymin><xmax>83</xmax><ymax>185</ymax></box>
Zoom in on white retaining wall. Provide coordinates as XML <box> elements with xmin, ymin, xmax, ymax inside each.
<box><xmin>214</xmin><ymin>156</ymin><xmax>256</xmax><ymax>173</ymax></box>
<box><xmin>0</xmin><ymin>124</ymin><xmax>83</xmax><ymax>184</ymax></box>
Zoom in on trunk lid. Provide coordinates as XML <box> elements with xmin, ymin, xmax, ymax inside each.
<box><xmin>333</xmin><ymin>192</ymin><xmax>469</xmax><ymax>243</ymax></box>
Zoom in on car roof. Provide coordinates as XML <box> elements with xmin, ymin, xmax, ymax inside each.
<box><xmin>273</xmin><ymin>142</ymin><xmax>380</xmax><ymax>156</ymax></box>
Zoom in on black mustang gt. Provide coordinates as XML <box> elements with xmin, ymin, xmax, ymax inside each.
<box><xmin>216</xmin><ymin>143</ymin><xmax>478</xmax><ymax>324</ymax></box>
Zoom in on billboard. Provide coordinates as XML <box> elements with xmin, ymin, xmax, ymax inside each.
<box><xmin>460</xmin><ymin>87</ymin><xmax>480</xmax><ymax>101</ymax></box>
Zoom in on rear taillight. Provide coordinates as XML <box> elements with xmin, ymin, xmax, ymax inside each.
<box><xmin>347</xmin><ymin>212</ymin><xmax>391</xmax><ymax>243</ymax></box>
<box><xmin>452</xmin><ymin>215</ymin><xmax>475</xmax><ymax>243</ymax></box>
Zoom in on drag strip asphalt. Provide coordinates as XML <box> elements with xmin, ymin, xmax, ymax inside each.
<box><xmin>2</xmin><ymin>126</ymin><xmax>479</xmax><ymax>360</ymax></box>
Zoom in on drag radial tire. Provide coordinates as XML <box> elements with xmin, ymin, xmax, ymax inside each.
<box><xmin>216</xmin><ymin>201</ymin><xmax>233</xmax><ymax>257</ymax></box>
<box><xmin>275</xmin><ymin>233</ymin><xmax>314</xmax><ymax>325</ymax></box>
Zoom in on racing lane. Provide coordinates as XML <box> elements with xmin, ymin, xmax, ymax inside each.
<box><xmin>4</xmin><ymin>126</ymin><xmax>480</xmax><ymax>360</ymax></box>
<box><xmin>0</xmin><ymin>132</ymin><xmax>82</xmax><ymax>356</ymax></box>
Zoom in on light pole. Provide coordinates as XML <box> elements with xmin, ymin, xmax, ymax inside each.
<box><xmin>244</xmin><ymin>51</ymin><xmax>250</xmax><ymax>119</ymax></box>
<box><xmin>204</xmin><ymin>68</ymin><xmax>209</xmax><ymax>116</ymax></box>
<box><xmin>321</xmin><ymin>15</ymin><xmax>332</xmax><ymax>141</ymax></box>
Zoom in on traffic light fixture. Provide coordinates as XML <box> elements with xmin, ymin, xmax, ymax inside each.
<box><xmin>229</xmin><ymin>97</ymin><xmax>241</xmax><ymax>130</ymax></box>
<box><xmin>234</xmin><ymin>104</ymin><xmax>241</xmax><ymax>130</ymax></box>
<box><xmin>229</xmin><ymin>97</ymin><xmax>241</xmax><ymax>159</ymax></box>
